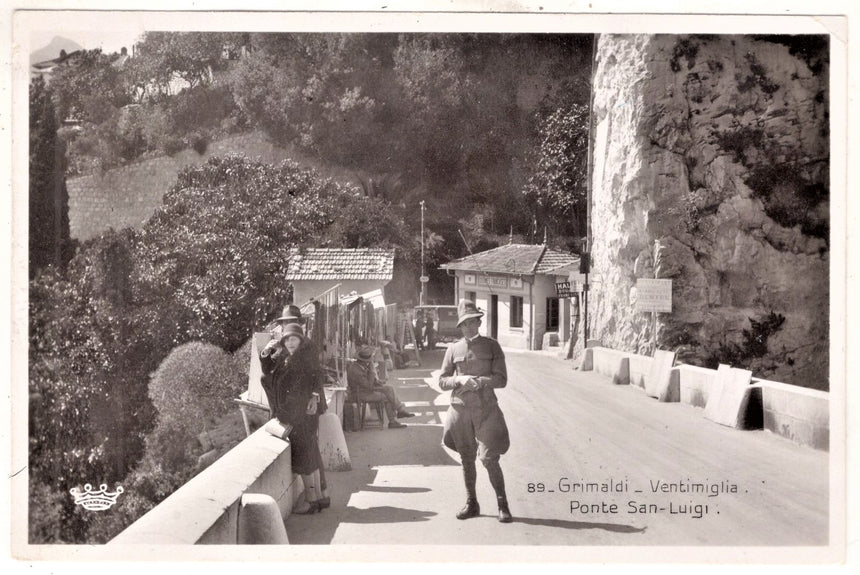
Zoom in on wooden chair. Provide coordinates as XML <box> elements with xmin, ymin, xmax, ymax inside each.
<box><xmin>345</xmin><ymin>358</ymin><xmax>387</xmax><ymax>430</ymax></box>
<box><xmin>353</xmin><ymin>388</ymin><xmax>387</xmax><ymax>430</ymax></box>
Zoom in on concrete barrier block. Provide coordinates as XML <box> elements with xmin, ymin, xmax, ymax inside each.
<box><xmin>647</xmin><ymin>350</ymin><xmax>677</xmax><ymax>402</ymax></box>
<box><xmin>579</xmin><ymin>348</ymin><xmax>594</xmax><ymax>371</ymax></box>
<box><xmin>677</xmin><ymin>364</ymin><xmax>718</xmax><ymax>407</ymax></box>
<box><xmin>667</xmin><ymin>368</ymin><xmax>682</xmax><ymax>403</ymax></box>
<box><xmin>704</xmin><ymin>365</ymin><xmax>753</xmax><ymax>428</ymax></box>
<box><xmin>758</xmin><ymin>379</ymin><xmax>829</xmax><ymax>450</ymax></box>
<box><xmin>237</xmin><ymin>494</ymin><xmax>290</xmax><ymax>544</ymax></box>
<box><xmin>319</xmin><ymin>412</ymin><xmax>352</xmax><ymax>471</ymax></box>
<box><xmin>592</xmin><ymin>347</ymin><xmax>630</xmax><ymax>385</ymax></box>
<box><xmin>628</xmin><ymin>354</ymin><xmax>652</xmax><ymax>389</ymax></box>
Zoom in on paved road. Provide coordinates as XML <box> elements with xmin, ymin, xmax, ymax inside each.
<box><xmin>285</xmin><ymin>347</ymin><xmax>829</xmax><ymax>547</ymax></box>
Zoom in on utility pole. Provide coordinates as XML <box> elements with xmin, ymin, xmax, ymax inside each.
<box><xmin>419</xmin><ymin>200</ymin><xmax>426</xmax><ymax>306</ymax></box>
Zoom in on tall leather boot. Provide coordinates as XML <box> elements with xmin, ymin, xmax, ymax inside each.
<box><xmin>484</xmin><ymin>458</ymin><xmax>513</xmax><ymax>523</ymax></box>
<box><xmin>496</xmin><ymin>496</ymin><xmax>513</xmax><ymax>523</ymax></box>
<box><xmin>456</xmin><ymin>460</ymin><xmax>480</xmax><ymax>519</ymax></box>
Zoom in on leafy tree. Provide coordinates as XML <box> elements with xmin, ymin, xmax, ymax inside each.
<box><xmin>50</xmin><ymin>49</ymin><xmax>131</xmax><ymax>124</ymax></box>
<box><xmin>29</xmin><ymin>229</ymin><xmax>163</xmax><ymax>542</ymax></box>
<box><xmin>132</xmin><ymin>32</ymin><xmax>246</xmax><ymax>90</ymax></box>
<box><xmin>29</xmin><ymin>76</ymin><xmax>72</xmax><ymax>276</ymax></box>
<box><xmin>522</xmin><ymin>103</ymin><xmax>590</xmax><ymax>241</ymax></box>
<box><xmin>133</xmin><ymin>154</ymin><xmax>366</xmax><ymax>348</ymax></box>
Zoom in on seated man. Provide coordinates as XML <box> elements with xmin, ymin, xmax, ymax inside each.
<box><xmin>346</xmin><ymin>346</ymin><xmax>415</xmax><ymax>429</ymax></box>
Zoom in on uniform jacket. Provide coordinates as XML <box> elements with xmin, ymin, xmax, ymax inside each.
<box><xmin>438</xmin><ymin>335</ymin><xmax>507</xmax><ymax>408</ymax></box>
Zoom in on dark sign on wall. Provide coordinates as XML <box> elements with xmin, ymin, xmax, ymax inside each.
<box><xmin>556</xmin><ymin>281</ymin><xmax>574</xmax><ymax>298</ymax></box>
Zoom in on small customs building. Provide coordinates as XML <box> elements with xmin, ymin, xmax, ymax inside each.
<box><xmin>286</xmin><ymin>247</ymin><xmax>395</xmax><ymax>306</ymax></box>
<box><xmin>440</xmin><ymin>244</ymin><xmax>579</xmax><ymax>350</ymax></box>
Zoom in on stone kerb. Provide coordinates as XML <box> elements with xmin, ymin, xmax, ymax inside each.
<box><xmin>110</xmin><ymin>423</ymin><xmax>300</xmax><ymax>545</ymax></box>
<box><xmin>754</xmin><ymin>378</ymin><xmax>829</xmax><ymax>450</ymax></box>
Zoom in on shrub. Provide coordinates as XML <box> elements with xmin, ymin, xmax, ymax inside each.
<box><xmin>188</xmin><ymin>131</ymin><xmax>209</xmax><ymax>155</ymax></box>
<box><xmin>162</xmin><ymin>135</ymin><xmax>185</xmax><ymax>156</ymax></box>
<box><xmin>149</xmin><ymin>341</ymin><xmax>244</xmax><ymax>435</ymax></box>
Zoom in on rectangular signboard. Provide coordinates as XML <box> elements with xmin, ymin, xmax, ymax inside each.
<box><xmin>556</xmin><ymin>281</ymin><xmax>573</xmax><ymax>298</ymax></box>
<box><xmin>636</xmin><ymin>278</ymin><xmax>673</xmax><ymax>312</ymax></box>
<box><xmin>480</xmin><ymin>275</ymin><xmax>508</xmax><ymax>289</ymax></box>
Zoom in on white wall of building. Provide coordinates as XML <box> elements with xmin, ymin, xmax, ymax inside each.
<box><xmin>453</xmin><ymin>271</ymin><xmax>571</xmax><ymax>350</ymax></box>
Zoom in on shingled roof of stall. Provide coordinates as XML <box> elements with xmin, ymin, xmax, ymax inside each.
<box><xmin>440</xmin><ymin>244</ymin><xmax>580</xmax><ymax>276</ymax></box>
<box><xmin>285</xmin><ymin>248</ymin><xmax>395</xmax><ymax>280</ymax></box>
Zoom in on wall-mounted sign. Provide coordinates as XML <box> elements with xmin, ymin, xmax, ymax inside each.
<box><xmin>635</xmin><ymin>278</ymin><xmax>673</xmax><ymax>312</ymax></box>
<box><xmin>556</xmin><ymin>281</ymin><xmax>574</xmax><ymax>298</ymax></box>
<box><xmin>480</xmin><ymin>275</ymin><xmax>508</xmax><ymax>289</ymax></box>
<box><xmin>464</xmin><ymin>273</ymin><xmax>476</xmax><ymax>285</ymax></box>
<box><xmin>510</xmin><ymin>277</ymin><xmax>523</xmax><ymax>289</ymax></box>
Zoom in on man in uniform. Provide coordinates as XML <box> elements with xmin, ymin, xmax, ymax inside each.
<box><xmin>438</xmin><ymin>300</ymin><xmax>512</xmax><ymax>523</ymax></box>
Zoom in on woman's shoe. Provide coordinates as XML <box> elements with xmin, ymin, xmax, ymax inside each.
<box><xmin>292</xmin><ymin>500</ymin><xmax>321</xmax><ymax>515</ymax></box>
<box><xmin>318</xmin><ymin>496</ymin><xmax>331</xmax><ymax>509</ymax></box>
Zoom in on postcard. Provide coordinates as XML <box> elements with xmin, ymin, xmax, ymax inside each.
<box><xmin>6</xmin><ymin>1</ymin><xmax>854</xmax><ymax>571</ymax></box>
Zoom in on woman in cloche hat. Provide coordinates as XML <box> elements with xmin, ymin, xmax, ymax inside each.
<box><xmin>259</xmin><ymin>323</ymin><xmax>326</xmax><ymax>514</ymax></box>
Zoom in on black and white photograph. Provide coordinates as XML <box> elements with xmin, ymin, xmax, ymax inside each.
<box><xmin>6</xmin><ymin>1</ymin><xmax>855</xmax><ymax>568</ymax></box>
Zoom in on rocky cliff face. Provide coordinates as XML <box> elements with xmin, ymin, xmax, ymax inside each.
<box><xmin>590</xmin><ymin>35</ymin><xmax>829</xmax><ymax>389</ymax></box>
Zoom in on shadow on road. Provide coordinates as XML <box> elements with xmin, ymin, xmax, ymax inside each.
<box><xmin>346</xmin><ymin>424</ymin><xmax>459</xmax><ymax>467</ymax></box>
<box><xmin>512</xmin><ymin>516</ymin><xmax>647</xmax><ymax>534</ymax></box>
<box><xmin>340</xmin><ymin>505</ymin><xmax>437</xmax><ymax>524</ymax></box>
<box><xmin>363</xmin><ymin>485</ymin><xmax>432</xmax><ymax>493</ymax></box>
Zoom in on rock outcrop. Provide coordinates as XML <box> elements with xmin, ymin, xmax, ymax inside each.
<box><xmin>590</xmin><ymin>35</ymin><xmax>829</xmax><ymax>389</ymax></box>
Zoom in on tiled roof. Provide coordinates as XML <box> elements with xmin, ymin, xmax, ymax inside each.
<box><xmin>285</xmin><ymin>248</ymin><xmax>395</xmax><ymax>281</ymax></box>
<box><xmin>535</xmin><ymin>249</ymin><xmax>580</xmax><ymax>274</ymax></box>
<box><xmin>440</xmin><ymin>244</ymin><xmax>579</xmax><ymax>276</ymax></box>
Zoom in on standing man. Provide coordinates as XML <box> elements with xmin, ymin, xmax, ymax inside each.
<box><xmin>424</xmin><ymin>312</ymin><xmax>436</xmax><ymax>350</ymax></box>
<box><xmin>438</xmin><ymin>300</ymin><xmax>512</xmax><ymax>523</ymax></box>
<box><xmin>413</xmin><ymin>310</ymin><xmax>426</xmax><ymax>350</ymax></box>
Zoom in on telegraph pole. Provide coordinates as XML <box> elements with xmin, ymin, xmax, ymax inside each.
<box><xmin>419</xmin><ymin>200</ymin><xmax>427</xmax><ymax>306</ymax></box>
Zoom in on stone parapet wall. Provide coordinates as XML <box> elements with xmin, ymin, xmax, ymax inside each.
<box><xmin>109</xmin><ymin>423</ymin><xmax>301</xmax><ymax>544</ymax></box>
<box><xmin>590</xmin><ymin>35</ymin><xmax>829</xmax><ymax>389</ymax></box>
<box><xmin>67</xmin><ymin>131</ymin><xmax>291</xmax><ymax>241</ymax></box>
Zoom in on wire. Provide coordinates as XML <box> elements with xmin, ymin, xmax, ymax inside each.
<box><xmin>458</xmin><ymin>228</ymin><xmax>496</xmax><ymax>296</ymax></box>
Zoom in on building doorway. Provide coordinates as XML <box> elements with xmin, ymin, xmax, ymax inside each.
<box><xmin>546</xmin><ymin>297</ymin><xmax>560</xmax><ymax>332</ymax></box>
<box><xmin>490</xmin><ymin>294</ymin><xmax>498</xmax><ymax>339</ymax></box>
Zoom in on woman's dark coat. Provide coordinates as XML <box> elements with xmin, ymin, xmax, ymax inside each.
<box><xmin>260</xmin><ymin>340</ymin><xmax>321</xmax><ymax>475</ymax></box>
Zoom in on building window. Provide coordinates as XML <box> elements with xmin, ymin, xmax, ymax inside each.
<box><xmin>465</xmin><ymin>291</ymin><xmax>476</xmax><ymax>302</ymax></box>
<box><xmin>546</xmin><ymin>297</ymin><xmax>560</xmax><ymax>331</ymax></box>
<box><xmin>510</xmin><ymin>296</ymin><xmax>523</xmax><ymax>328</ymax></box>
